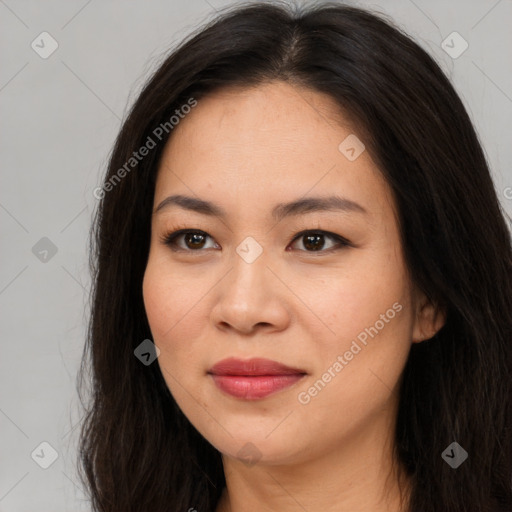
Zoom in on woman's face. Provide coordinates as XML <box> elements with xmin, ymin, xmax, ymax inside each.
<box><xmin>143</xmin><ymin>81</ymin><xmax>438</xmax><ymax>466</ymax></box>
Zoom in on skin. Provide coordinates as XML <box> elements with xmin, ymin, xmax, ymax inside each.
<box><xmin>142</xmin><ymin>81</ymin><xmax>445</xmax><ymax>512</ymax></box>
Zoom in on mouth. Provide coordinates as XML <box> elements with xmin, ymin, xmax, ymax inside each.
<box><xmin>207</xmin><ymin>357</ymin><xmax>307</xmax><ymax>400</ymax></box>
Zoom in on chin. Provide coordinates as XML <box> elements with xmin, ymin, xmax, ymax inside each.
<box><xmin>203</xmin><ymin>426</ymin><xmax>309</xmax><ymax>466</ymax></box>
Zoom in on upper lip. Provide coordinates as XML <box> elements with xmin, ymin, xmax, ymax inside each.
<box><xmin>208</xmin><ymin>357</ymin><xmax>306</xmax><ymax>376</ymax></box>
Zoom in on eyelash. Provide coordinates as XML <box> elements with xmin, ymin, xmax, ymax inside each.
<box><xmin>158</xmin><ymin>225</ymin><xmax>353</xmax><ymax>255</ymax></box>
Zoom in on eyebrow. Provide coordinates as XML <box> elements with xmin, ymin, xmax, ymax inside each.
<box><xmin>154</xmin><ymin>194</ymin><xmax>368</xmax><ymax>221</ymax></box>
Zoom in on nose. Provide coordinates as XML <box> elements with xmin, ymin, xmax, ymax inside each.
<box><xmin>210</xmin><ymin>249</ymin><xmax>291</xmax><ymax>336</ymax></box>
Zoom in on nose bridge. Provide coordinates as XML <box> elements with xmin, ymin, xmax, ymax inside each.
<box><xmin>227</xmin><ymin>234</ymin><xmax>269</xmax><ymax>300</ymax></box>
<box><xmin>211</xmin><ymin>234</ymin><xmax>289</xmax><ymax>333</ymax></box>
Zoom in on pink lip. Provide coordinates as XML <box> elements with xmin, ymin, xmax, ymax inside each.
<box><xmin>208</xmin><ymin>357</ymin><xmax>306</xmax><ymax>400</ymax></box>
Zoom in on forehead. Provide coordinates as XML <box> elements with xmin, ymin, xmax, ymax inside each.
<box><xmin>161</xmin><ymin>81</ymin><xmax>353</xmax><ymax>161</ymax></box>
<box><xmin>154</xmin><ymin>81</ymin><xmax>393</xmax><ymax>220</ymax></box>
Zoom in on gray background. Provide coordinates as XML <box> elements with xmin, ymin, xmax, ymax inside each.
<box><xmin>1</xmin><ymin>0</ymin><xmax>511</xmax><ymax>510</ymax></box>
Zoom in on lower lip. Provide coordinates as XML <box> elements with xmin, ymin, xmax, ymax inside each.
<box><xmin>210</xmin><ymin>374</ymin><xmax>305</xmax><ymax>400</ymax></box>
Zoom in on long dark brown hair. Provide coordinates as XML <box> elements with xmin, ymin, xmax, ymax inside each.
<box><xmin>77</xmin><ymin>2</ymin><xmax>512</xmax><ymax>511</ymax></box>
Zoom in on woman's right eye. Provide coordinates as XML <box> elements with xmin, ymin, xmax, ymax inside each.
<box><xmin>160</xmin><ymin>230</ymin><xmax>218</xmax><ymax>252</ymax></box>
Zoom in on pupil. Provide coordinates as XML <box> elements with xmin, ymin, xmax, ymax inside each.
<box><xmin>304</xmin><ymin>234</ymin><xmax>324</xmax><ymax>251</ymax></box>
<box><xmin>186</xmin><ymin>233</ymin><xmax>205</xmax><ymax>249</ymax></box>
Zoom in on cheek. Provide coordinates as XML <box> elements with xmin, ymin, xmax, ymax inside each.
<box><xmin>298</xmin><ymin>255</ymin><xmax>411</xmax><ymax>347</ymax></box>
<box><xmin>143</xmin><ymin>258</ymin><xmax>200</xmax><ymax>340</ymax></box>
<box><xmin>294</xmin><ymin>250</ymin><xmax>414</xmax><ymax>414</ymax></box>
<box><xmin>305</xmin><ymin>260</ymin><xmax>412</xmax><ymax>404</ymax></box>
<box><xmin>142</xmin><ymin>259</ymin><xmax>209</xmax><ymax>380</ymax></box>
<box><xmin>142</xmin><ymin>265</ymin><xmax>173</xmax><ymax>339</ymax></box>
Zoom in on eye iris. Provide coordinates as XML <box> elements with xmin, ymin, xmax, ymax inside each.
<box><xmin>185</xmin><ymin>233</ymin><xmax>206</xmax><ymax>249</ymax></box>
<box><xmin>303</xmin><ymin>234</ymin><xmax>325</xmax><ymax>251</ymax></box>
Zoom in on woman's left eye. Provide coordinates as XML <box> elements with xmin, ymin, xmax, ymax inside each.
<box><xmin>159</xmin><ymin>229</ymin><xmax>351</xmax><ymax>254</ymax></box>
<box><xmin>289</xmin><ymin>231</ymin><xmax>351</xmax><ymax>252</ymax></box>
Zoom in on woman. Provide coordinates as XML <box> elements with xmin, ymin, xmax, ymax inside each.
<box><xmin>78</xmin><ymin>2</ymin><xmax>512</xmax><ymax>511</ymax></box>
